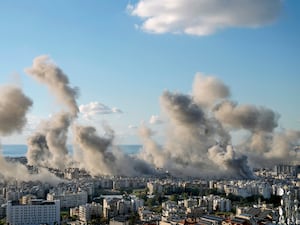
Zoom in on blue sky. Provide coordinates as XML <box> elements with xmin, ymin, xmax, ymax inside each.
<box><xmin>0</xmin><ymin>0</ymin><xmax>299</xmax><ymax>145</ymax></box>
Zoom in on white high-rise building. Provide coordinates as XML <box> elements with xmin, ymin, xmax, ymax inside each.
<box><xmin>6</xmin><ymin>199</ymin><xmax>60</xmax><ymax>225</ymax></box>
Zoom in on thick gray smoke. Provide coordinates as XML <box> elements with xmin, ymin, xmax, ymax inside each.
<box><xmin>0</xmin><ymin>85</ymin><xmax>33</xmax><ymax>180</ymax></box>
<box><xmin>242</xmin><ymin>129</ymin><xmax>300</xmax><ymax>167</ymax></box>
<box><xmin>0</xmin><ymin>85</ymin><xmax>61</xmax><ymax>184</ymax></box>
<box><xmin>207</xmin><ymin>145</ymin><xmax>253</xmax><ymax>178</ymax></box>
<box><xmin>0</xmin><ymin>154</ymin><xmax>62</xmax><ymax>184</ymax></box>
<box><xmin>211</xmin><ymin>98</ymin><xmax>299</xmax><ymax>168</ymax></box>
<box><xmin>73</xmin><ymin>125</ymin><xmax>114</xmax><ymax>176</ymax></box>
<box><xmin>73</xmin><ymin>124</ymin><xmax>156</xmax><ymax>176</ymax></box>
<box><xmin>0</xmin><ymin>85</ymin><xmax>33</xmax><ymax>136</ymax></box>
<box><xmin>161</xmin><ymin>90</ymin><xmax>251</xmax><ymax>178</ymax></box>
<box><xmin>25</xmin><ymin>55</ymin><xmax>78</xmax><ymax>170</ymax></box>
<box><xmin>138</xmin><ymin>86</ymin><xmax>251</xmax><ymax>178</ymax></box>
<box><xmin>138</xmin><ymin>125</ymin><xmax>167</xmax><ymax>169</ymax></box>
<box><xmin>26</xmin><ymin>112</ymin><xmax>72</xmax><ymax>169</ymax></box>
<box><xmin>27</xmin><ymin>133</ymin><xmax>49</xmax><ymax>166</ymax></box>
<box><xmin>139</xmin><ymin>73</ymin><xmax>300</xmax><ymax>177</ymax></box>
<box><xmin>213</xmin><ymin>100</ymin><xmax>279</xmax><ymax>133</ymax></box>
<box><xmin>19</xmin><ymin>55</ymin><xmax>300</xmax><ymax>178</ymax></box>
<box><xmin>25</xmin><ymin>55</ymin><xmax>79</xmax><ymax>116</ymax></box>
<box><xmin>193</xmin><ymin>73</ymin><xmax>230</xmax><ymax>108</ymax></box>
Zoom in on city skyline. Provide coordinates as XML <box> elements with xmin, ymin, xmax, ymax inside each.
<box><xmin>0</xmin><ymin>0</ymin><xmax>299</xmax><ymax>148</ymax></box>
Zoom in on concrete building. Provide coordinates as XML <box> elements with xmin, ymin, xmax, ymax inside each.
<box><xmin>0</xmin><ymin>205</ymin><xmax>5</xmax><ymax>219</ymax></box>
<box><xmin>130</xmin><ymin>197</ymin><xmax>144</xmax><ymax>212</ymax></box>
<box><xmin>20</xmin><ymin>194</ymin><xmax>37</xmax><ymax>205</ymax></box>
<box><xmin>147</xmin><ymin>182</ymin><xmax>163</xmax><ymax>195</ymax></box>
<box><xmin>103</xmin><ymin>196</ymin><xmax>123</xmax><ymax>219</ymax></box>
<box><xmin>70</xmin><ymin>206</ymin><xmax>79</xmax><ymax>217</ymax></box>
<box><xmin>47</xmin><ymin>191</ymin><xmax>88</xmax><ymax>208</ymax></box>
<box><xmin>79</xmin><ymin>202</ymin><xmax>102</xmax><ymax>224</ymax></box>
<box><xmin>184</xmin><ymin>198</ymin><xmax>198</xmax><ymax>208</ymax></box>
<box><xmin>64</xmin><ymin>168</ymin><xmax>80</xmax><ymax>180</ymax></box>
<box><xmin>6</xmin><ymin>199</ymin><xmax>60</xmax><ymax>225</ymax></box>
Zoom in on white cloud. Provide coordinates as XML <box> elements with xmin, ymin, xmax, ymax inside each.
<box><xmin>149</xmin><ymin>115</ymin><xmax>163</xmax><ymax>125</ymax></box>
<box><xmin>112</xmin><ymin>107</ymin><xmax>123</xmax><ymax>114</ymax></box>
<box><xmin>128</xmin><ymin>0</ymin><xmax>282</xmax><ymax>36</ymax></box>
<box><xmin>79</xmin><ymin>102</ymin><xmax>122</xmax><ymax>119</ymax></box>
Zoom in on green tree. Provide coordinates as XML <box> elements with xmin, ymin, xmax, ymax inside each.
<box><xmin>129</xmin><ymin>212</ymin><xmax>139</xmax><ymax>225</ymax></box>
<box><xmin>146</xmin><ymin>197</ymin><xmax>156</xmax><ymax>207</ymax></box>
<box><xmin>169</xmin><ymin>194</ymin><xmax>179</xmax><ymax>202</ymax></box>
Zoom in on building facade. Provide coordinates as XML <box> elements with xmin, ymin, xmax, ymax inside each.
<box><xmin>47</xmin><ymin>191</ymin><xmax>88</xmax><ymax>208</ymax></box>
<box><xmin>6</xmin><ymin>199</ymin><xmax>60</xmax><ymax>225</ymax></box>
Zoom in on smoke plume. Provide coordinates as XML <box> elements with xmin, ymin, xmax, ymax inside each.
<box><xmin>73</xmin><ymin>124</ymin><xmax>156</xmax><ymax>176</ymax></box>
<box><xmin>138</xmin><ymin>125</ymin><xmax>167</xmax><ymax>169</ymax></box>
<box><xmin>26</xmin><ymin>112</ymin><xmax>72</xmax><ymax>169</ymax></box>
<box><xmin>26</xmin><ymin>133</ymin><xmax>50</xmax><ymax>167</ymax></box>
<box><xmin>0</xmin><ymin>85</ymin><xmax>61</xmax><ymax>184</ymax></box>
<box><xmin>0</xmin><ymin>85</ymin><xmax>33</xmax><ymax>136</ymax></box>
<box><xmin>0</xmin><ymin>154</ymin><xmax>62</xmax><ymax>184</ymax></box>
<box><xmin>137</xmin><ymin>85</ymin><xmax>251</xmax><ymax>178</ymax></box>
<box><xmin>25</xmin><ymin>55</ymin><xmax>79</xmax><ymax>116</ymax></box>
<box><xmin>213</xmin><ymin>100</ymin><xmax>279</xmax><ymax>133</ymax></box>
<box><xmin>25</xmin><ymin>55</ymin><xmax>78</xmax><ymax>170</ymax></box>
<box><xmin>3</xmin><ymin>55</ymin><xmax>299</xmax><ymax>180</ymax></box>
<box><xmin>193</xmin><ymin>73</ymin><xmax>230</xmax><ymax>108</ymax></box>
<box><xmin>138</xmin><ymin>73</ymin><xmax>300</xmax><ymax>177</ymax></box>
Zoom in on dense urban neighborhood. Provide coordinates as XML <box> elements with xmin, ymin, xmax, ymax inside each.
<box><xmin>1</xmin><ymin>158</ymin><xmax>300</xmax><ymax>225</ymax></box>
<box><xmin>0</xmin><ymin>2</ymin><xmax>298</xmax><ymax>225</ymax></box>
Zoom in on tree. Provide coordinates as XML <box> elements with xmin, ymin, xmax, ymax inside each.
<box><xmin>169</xmin><ymin>194</ymin><xmax>179</xmax><ymax>202</ymax></box>
<box><xmin>129</xmin><ymin>212</ymin><xmax>139</xmax><ymax>225</ymax></box>
<box><xmin>146</xmin><ymin>197</ymin><xmax>156</xmax><ymax>207</ymax></box>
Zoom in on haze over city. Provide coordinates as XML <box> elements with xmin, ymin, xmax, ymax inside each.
<box><xmin>0</xmin><ymin>0</ymin><xmax>299</xmax><ymax>179</ymax></box>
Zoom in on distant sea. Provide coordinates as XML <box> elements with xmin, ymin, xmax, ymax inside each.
<box><xmin>1</xmin><ymin>145</ymin><xmax>142</xmax><ymax>157</ymax></box>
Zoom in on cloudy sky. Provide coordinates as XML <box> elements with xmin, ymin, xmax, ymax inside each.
<box><xmin>0</xmin><ymin>0</ymin><xmax>299</xmax><ymax>145</ymax></box>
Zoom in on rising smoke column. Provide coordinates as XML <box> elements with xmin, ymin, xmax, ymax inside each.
<box><xmin>138</xmin><ymin>125</ymin><xmax>167</xmax><ymax>169</ymax></box>
<box><xmin>161</xmin><ymin>90</ymin><xmax>252</xmax><ymax>178</ymax></box>
<box><xmin>198</xmin><ymin>74</ymin><xmax>300</xmax><ymax>169</ymax></box>
<box><xmin>26</xmin><ymin>133</ymin><xmax>50</xmax><ymax>167</ymax></box>
<box><xmin>138</xmin><ymin>74</ymin><xmax>254</xmax><ymax>178</ymax></box>
<box><xmin>213</xmin><ymin>100</ymin><xmax>279</xmax><ymax>133</ymax></box>
<box><xmin>0</xmin><ymin>85</ymin><xmax>61</xmax><ymax>183</ymax></box>
<box><xmin>73</xmin><ymin>125</ymin><xmax>115</xmax><ymax>176</ymax></box>
<box><xmin>242</xmin><ymin>129</ymin><xmax>300</xmax><ymax>167</ymax></box>
<box><xmin>26</xmin><ymin>113</ymin><xmax>72</xmax><ymax>169</ymax></box>
<box><xmin>193</xmin><ymin>73</ymin><xmax>230</xmax><ymax>108</ymax></box>
<box><xmin>0</xmin><ymin>83</ymin><xmax>62</xmax><ymax>184</ymax></box>
<box><xmin>211</xmin><ymin>99</ymin><xmax>299</xmax><ymax>167</ymax></box>
<box><xmin>73</xmin><ymin>124</ymin><xmax>156</xmax><ymax>176</ymax></box>
<box><xmin>24</xmin><ymin>55</ymin><xmax>300</xmax><ymax>177</ymax></box>
<box><xmin>25</xmin><ymin>55</ymin><xmax>79</xmax><ymax>116</ymax></box>
<box><xmin>45</xmin><ymin>112</ymin><xmax>72</xmax><ymax>169</ymax></box>
<box><xmin>25</xmin><ymin>55</ymin><xmax>79</xmax><ymax>169</ymax></box>
<box><xmin>25</xmin><ymin>55</ymin><xmax>156</xmax><ymax>176</ymax></box>
<box><xmin>0</xmin><ymin>85</ymin><xmax>33</xmax><ymax>136</ymax></box>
